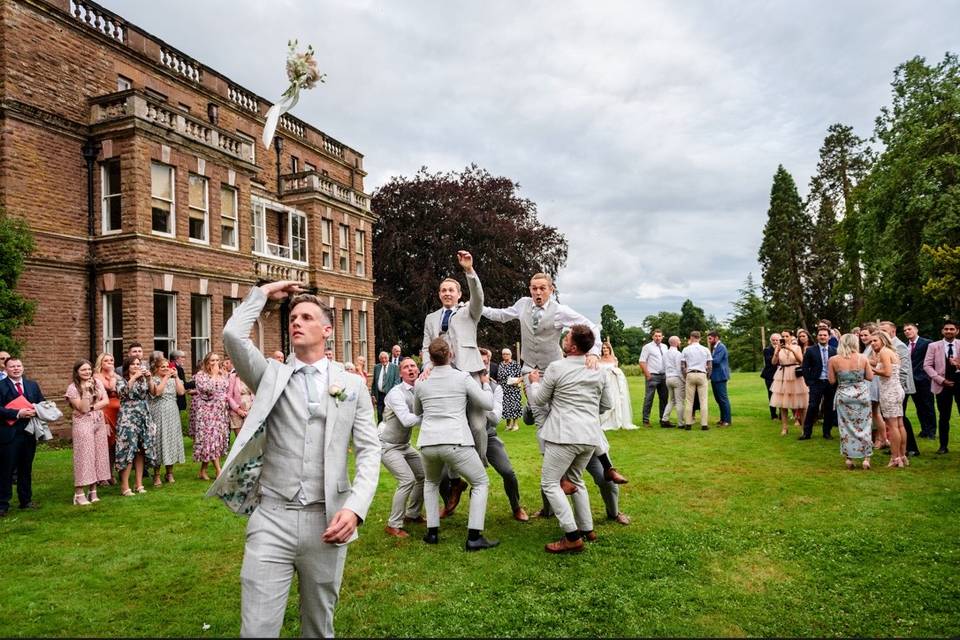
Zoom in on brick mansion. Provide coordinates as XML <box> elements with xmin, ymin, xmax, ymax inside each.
<box><xmin>0</xmin><ymin>0</ymin><xmax>377</xmax><ymax>410</ymax></box>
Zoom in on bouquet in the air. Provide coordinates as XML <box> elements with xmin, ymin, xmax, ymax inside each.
<box><xmin>262</xmin><ymin>40</ymin><xmax>326</xmax><ymax>149</ymax></box>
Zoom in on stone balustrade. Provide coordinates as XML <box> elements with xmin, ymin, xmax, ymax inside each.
<box><xmin>160</xmin><ymin>47</ymin><xmax>202</xmax><ymax>83</ymax></box>
<box><xmin>254</xmin><ymin>259</ymin><xmax>308</xmax><ymax>283</ymax></box>
<box><xmin>228</xmin><ymin>85</ymin><xmax>259</xmax><ymax>114</ymax></box>
<box><xmin>68</xmin><ymin>0</ymin><xmax>124</xmax><ymax>43</ymax></box>
<box><xmin>90</xmin><ymin>90</ymin><xmax>254</xmax><ymax>165</ymax></box>
<box><xmin>280</xmin><ymin>171</ymin><xmax>372</xmax><ymax>213</ymax></box>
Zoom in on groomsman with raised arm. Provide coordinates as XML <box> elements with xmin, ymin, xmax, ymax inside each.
<box><xmin>415</xmin><ymin>338</ymin><xmax>497</xmax><ymax>550</ymax></box>
<box><xmin>380</xmin><ymin>357</ymin><xmax>425</xmax><ymax>538</ymax></box>
<box><xmin>527</xmin><ymin>325</ymin><xmax>613</xmax><ymax>553</ymax></box>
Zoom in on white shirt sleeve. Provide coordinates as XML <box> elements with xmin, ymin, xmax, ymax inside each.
<box><xmin>482</xmin><ymin>298</ymin><xmax>525</xmax><ymax>323</ymax></box>
<box><xmin>486</xmin><ymin>383</ymin><xmax>504</xmax><ymax>426</ymax></box>
<box><xmin>384</xmin><ymin>384</ymin><xmax>419</xmax><ymax>428</ymax></box>
<box><xmin>554</xmin><ymin>303</ymin><xmax>602</xmax><ymax>356</ymax></box>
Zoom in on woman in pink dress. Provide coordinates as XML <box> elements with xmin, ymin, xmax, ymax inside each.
<box><xmin>94</xmin><ymin>353</ymin><xmax>120</xmax><ymax>483</ymax></box>
<box><xmin>189</xmin><ymin>351</ymin><xmax>230</xmax><ymax>480</ymax></box>
<box><xmin>226</xmin><ymin>369</ymin><xmax>254</xmax><ymax>437</ymax></box>
<box><xmin>65</xmin><ymin>359</ymin><xmax>111</xmax><ymax>505</ymax></box>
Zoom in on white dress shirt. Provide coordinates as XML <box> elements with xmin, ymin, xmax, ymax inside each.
<box><xmin>639</xmin><ymin>341</ymin><xmax>668</xmax><ymax>374</ymax></box>
<box><xmin>291</xmin><ymin>355</ymin><xmax>329</xmax><ymax>404</ymax></box>
<box><xmin>663</xmin><ymin>347</ymin><xmax>684</xmax><ymax>378</ymax></box>
<box><xmin>383</xmin><ymin>381</ymin><xmax>419</xmax><ymax>428</ymax></box>
<box><xmin>481</xmin><ymin>297</ymin><xmax>602</xmax><ymax>356</ymax></box>
<box><xmin>680</xmin><ymin>344</ymin><xmax>712</xmax><ymax>373</ymax></box>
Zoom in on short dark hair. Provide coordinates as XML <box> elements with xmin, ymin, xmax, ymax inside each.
<box><xmin>289</xmin><ymin>293</ymin><xmax>333</xmax><ymax>325</ymax></box>
<box><xmin>818</xmin><ymin>319</ymin><xmax>832</xmax><ymax>328</ymax></box>
<box><xmin>708</xmin><ymin>330</ymin><xmax>720</xmax><ymax>339</ymax></box>
<box><xmin>689</xmin><ymin>331</ymin><xmax>701</xmax><ymax>340</ymax></box>
<box><xmin>568</xmin><ymin>324</ymin><xmax>595</xmax><ymax>354</ymax></box>
<box><xmin>428</xmin><ymin>338</ymin><xmax>451</xmax><ymax>365</ymax></box>
<box><xmin>817</xmin><ymin>327</ymin><xmax>830</xmax><ymax>336</ymax></box>
<box><xmin>478</xmin><ymin>347</ymin><xmax>492</xmax><ymax>358</ymax></box>
<box><xmin>127</xmin><ymin>342</ymin><xmax>142</xmax><ymax>351</ymax></box>
<box><xmin>904</xmin><ymin>322</ymin><xmax>919</xmax><ymax>331</ymax></box>
<box><xmin>944</xmin><ymin>319</ymin><xmax>958</xmax><ymax>329</ymax></box>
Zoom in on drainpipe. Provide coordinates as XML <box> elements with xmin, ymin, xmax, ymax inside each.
<box><xmin>81</xmin><ymin>138</ymin><xmax>102</xmax><ymax>362</ymax></box>
<box><xmin>274</xmin><ymin>135</ymin><xmax>284</xmax><ymax>196</ymax></box>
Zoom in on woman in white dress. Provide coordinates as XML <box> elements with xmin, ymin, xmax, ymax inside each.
<box><xmin>598</xmin><ymin>341</ymin><xmax>637</xmax><ymax>430</ymax></box>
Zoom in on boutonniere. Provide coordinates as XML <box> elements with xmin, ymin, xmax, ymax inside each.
<box><xmin>329</xmin><ymin>384</ymin><xmax>347</xmax><ymax>405</ymax></box>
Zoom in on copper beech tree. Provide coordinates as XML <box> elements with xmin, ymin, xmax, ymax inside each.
<box><xmin>372</xmin><ymin>165</ymin><xmax>568</xmax><ymax>358</ymax></box>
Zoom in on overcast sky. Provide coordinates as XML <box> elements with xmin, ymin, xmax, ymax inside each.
<box><xmin>101</xmin><ymin>0</ymin><xmax>959</xmax><ymax>327</ymax></box>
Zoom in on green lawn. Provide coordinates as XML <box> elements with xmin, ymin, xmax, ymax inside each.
<box><xmin>1</xmin><ymin>375</ymin><xmax>958</xmax><ymax>637</ymax></box>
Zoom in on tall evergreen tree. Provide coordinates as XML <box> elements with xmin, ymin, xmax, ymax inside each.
<box><xmin>0</xmin><ymin>209</ymin><xmax>36</xmax><ymax>355</ymax></box>
<box><xmin>807</xmin><ymin>124</ymin><xmax>874</xmax><ymax>322</ymax></box>
<box><xmin>726</xmin><ymin>273</ymin><xmax>768</xmax><ymax>371</ymax></box>
<box><xmin>678</xmin><ymin>299</ymin><xmax>707</xmax><ymax>338</ymax></box>
<box><xmin>804</xmin><ymin>191</ymin><xmax>846</xmax><ymax>327</ymax></box>
<box><xmin>600</xmin><ymin>304</ymin><xmax>625</xmax><ymax>346</ymax></box>
<box><xmin>758</xmin><ymin>165</ymin><xmax>811</xmax><ymax>328</ymax></box>
<box><xmin>858</xmin><ymin>53</ymin><xmax>960</xmax><ymax>329</ymax></box>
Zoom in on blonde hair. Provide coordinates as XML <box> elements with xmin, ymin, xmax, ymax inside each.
<box><xmin>872</xmin><ymin>330</ymin><xmax>894</xmax><ymax>353</ymax></box>
<box><xmin>837</xmin><ymin>333</ymin><xmax>860</xmax><ymax>358</ymax></box>
<box><xmin>530</xmin><ymin>273</ymin><xmax>554</xmax><ymax>287</ymax></box>
<box><xmin>93</xmin><ymin>352</ymin><xmax>114</xmax><ymax>374</ymax></box>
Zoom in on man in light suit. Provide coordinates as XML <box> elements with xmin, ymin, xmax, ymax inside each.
<box><xmin>372</xmin><ymin>351</ymin><xmax>400</xmax><ymax>421</ymax></box>
<box><xmin>707</xmin><ymin>330</ymin><xmax>732</xmax><ymax>427</ymax></box>
<box><xmin>0</xmin><ymin>357</ymin><xmax>45</xmax><ymax>516</ymax></box>
<box><xmin>209</xmin><ymin>281</ymin><xmax>381</xmax><ymax>638</ymax></box>
<box><xmin>380</xmin><ymin>357</ymin><xmax>425</xmax><ymax>538</ymax></box>
<box><xmin>904</xmin><ymin>323</ymin><xmax>936</xmax><ymax>439</ymax></box>
<box><xmin>800</xmin><ymin>327</ymin><xmax>837</xmax><ymax>440</ymax></box>
<box><xmin>415</xmin><ymin>338</ymin><xmax>497</xmax><ymax>551</ymax></box>
<box><xmin>528</xmin><ymin>324</ymin><xmax>613</xmax><ymax>553</ymax></box>
<box><xmin>923</xmin><ymin>319</ymin><xmax>960</xmax><ymax>455</ymax></box>
<box><xmin>421</xmin><ymin>250</ymin><xmax>487</xmax><ymax>463</ymax></box>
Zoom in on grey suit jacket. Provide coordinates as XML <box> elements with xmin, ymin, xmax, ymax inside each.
<box><xmin>421</xmin><ymin>271</ymin><xmax>484</xmax><ymax>373</ymax></box>
<box><xmin>208</xmin><ymin>287</ymin><xmax>381</xmax><ymax>545</ymax></box>
<box><xmin>892</xmin><ymin>337</ymin><xmax>916</xmax><ymax>395</ymax></box>
<box><xmin>528</xmin><ymin>354</ymin><xmax>612</xmax><ymax>447</ymax></box>
<box><xmin>413</xmin><ymin>364</ymin><xmax>493</xmax><ymax>448</ymax></box>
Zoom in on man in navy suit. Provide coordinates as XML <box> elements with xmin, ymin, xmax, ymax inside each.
<box><xmin>904</xmin><ymin>323</ymin><xmax>937</xmax><ymax>439</ymax></box>
<box><xmin>707</xmin><ymin>331</ymin><xmax>732</xmax><ymax>426</ymax></box>
<box><xmin>0</xmin><ymin>357</ymin><xmax>45</xmax><ymax>516</ymax></box>
<box><xmin>800</xmin><ymin>327</ymin><xmax>838</xmax><ymax>440</ymax></box>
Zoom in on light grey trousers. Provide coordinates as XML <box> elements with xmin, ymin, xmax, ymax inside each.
<box><xmin>662</xmin><ymin>375</ymin><xmax>686</xmax><ymax>423</ymax></box>
<box><xmin>541</xmin><ymin>442</ymin><xmax>595</xmax><ymax>533</ymax></box>
<box><xmin>381</xmin><ymin>442</ymin><xmax>424</xmax><ymax>528</ymax></box>
<box><xmin>420</xmin><ymin>443</ymin><xmax>489</xmax><ymax>530</ymax></box>
<box><xmin>240</xmin><ymin>500</ymin><xmax>347</xmax><ymax>638</ymax></box>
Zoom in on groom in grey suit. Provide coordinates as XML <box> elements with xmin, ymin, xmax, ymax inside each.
<box><xmin>528</xmin><ymin>324</ymin><xmax>613</xmax><ymax>553</ymax></box>
<box><xmin>210</xmin><ymin>280</ymin><xmax>381</xmax><ymax>638</ymax></box>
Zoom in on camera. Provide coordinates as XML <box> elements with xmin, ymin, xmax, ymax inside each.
<box><xmin>780</xmin><ymin>339</ymin><xmax>786</xmax><ymax>346</ymax></box>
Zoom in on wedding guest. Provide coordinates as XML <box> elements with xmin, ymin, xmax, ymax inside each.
<box><xmin>796</xmin><ymin>329</ymin><xmax>812</xmax><ymax>353</ymax></box>
<box><xmin>148</xmin><ymin>352</ymin><xmax>185</xmax><ymax>485</ymax></box>
<box><xmin>638</xmin><ymin>330</ymin><xmax>669</xmax><ymax>427</ymax></box>
<box><xmin>681</xmin><ymin>331</ymin><xmax>712</xmax><ymax>430</ymax></box>
<box><xmin>829</xmin><ymin>334</ymin><xmax>874</xmax><ymax>469</ymax></box>
<box><xmin>599</xmin><ymin>341</ymin><xmax>637</xmax><ymax>430</ymax></box>
<box><xmin>325</xmin><ymin>348</ymin><xmax>335</xmax><ymax>361</ymax></box>
<box><xmin>497</xmin><ymin>347</ymin><xmax>523</xmax><ymax>431</ymax></box>
<box><xmin>903</xmin><ymin>323</ymin><xmax>936</xmax><ymax>440</ymax></box>
<box><xmin>770</xmin><ymin>330</ymin><xmax>807</xmax><ymax>436</ymax></box>
<box><xmin>479</xmin><ymin>349</ymin><xmax>528</xmax><ymax>522</ymax></box>
<box><xmin>880</xmin><ymin>321</ymin><xmax>920</xmax><ymax>456</ymax></box>
<box><xmin>270</xmin><ymin>351</ymin><xmax>285</xmax><ymax>363</ymax></box>
<box><xmin>661</xmin><ymin>336</ymin><xmax>685</xmax><ymax>427</ymax></box>
<box><xmin>761</xmin><ymin>333</ymin><xmax>781</xmax><ymax>420</ymax></box>
<box><xmin>226</xmin><ymin>365</ymin><xmax>254</xmax><ymax>438</ymax></box>
<box><xmin>190</xmin><ymin>351</ymin><xmax>230</xmax><ymax>480</ymax></box>
<box><xmin>800</xmin><ymin>327</ymin><xmax>838</xmax><ymax>440</ymax></box>
<box><xmin>169</xmin><ymin>350</ymin><xmax>189</xmax><ymax>411</ymax></box>
<box><xmin>380</xmin><ymin>357</ymin><xmax>425</xmax><ymax>538</ymax></box>
<box><xmin>708</xmin><ymin>330</ymin><xmax>732</xmax><ymax>427</ymax></box>
<box><xmin>65</xmin><ymin>360</ymin><xmax>110</xmax><ymax>505</ymax></box>
<box><xmin>115</xmin><ymin>356</ymin><xmax>158</xmax><ymax>496</ymax></box>
<box><xmin>0</xmin><ymin>358</ymin><xmax>45</xmax><ymax>515</ymax></box>
<box><xmin>923</xmin><ymin>319</ymin><xmax>959</xmax><ymax>455</ymax></box>
<box><xmin>355</xmin><ymin>355</ymin><xmax>370</xmax><ymax>388</ymax></box>
<box><xmin>93</xmin><ymin>353</ymin><xmax>120</xmax><ymax>482</ymax></box>
<box><xmin>116</xmin><ymin>342</ymin><xmax>143</xmax><ymax>378</ymax></box>
<box><xmin>870</xmin><ymin>332</ymin><xmax>907</xmax><ymax>468</ymax></box>
<box><xmin>860</xmin><ymin>322</ymin><xmax>888</xmax><ymax>450</ymax></box>
<box><xmin>391</xmin><ymin>345</ymin><xmax>402</xmax><ymax>366</ymax></box>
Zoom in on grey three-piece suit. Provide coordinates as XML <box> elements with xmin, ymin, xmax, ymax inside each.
<box><xmin>210</xmin><ymin>288</ymin><xmax>381</xmax><ymax>638</ymax></box>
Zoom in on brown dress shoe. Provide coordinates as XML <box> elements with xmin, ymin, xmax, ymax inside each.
<box><xmin>439</xmin><ymin>506</ymin><xmax>453</xmax><ymax>519</ymax></box>
<box><xmin>581</xmin><ymin>530</ymin><xmax>598</xmax><ymax>542</ymax></box>
<box><xmin>444</xmin><ymin>478</ymin><xmax>468</xmax><ymax>514</ymax></box>
<box><xmin>560</xmin><ymin>477</ymin><xmax>578</xmax><ymax>495</ymax></box>
<box><xmin>384</xmin><ymin>526</ymin><xmax>409</xmax><ymax>538</ymax></box>
<box><xmin>611</xmin><ymin>512</ymin><xmax>631</xmax><ymax>525</ymax></box>
<box><xmin>604</xmin><ymin>467</ymin><xmax>628</xmax><ymax>484</ymax></box>
<box><xmin>513</xmin><ymin>507</ymin><xmax>530</xmax><ymax>522</ymax></box>
<box><xmin>403</xmin><ymin>515</ymin><xmax>426</xmax><ymax>524</ymax></box>
<box><xmin>545</xmin><ymin>537</ymin><xmax>585</xmax><ymax>554</ymax></box>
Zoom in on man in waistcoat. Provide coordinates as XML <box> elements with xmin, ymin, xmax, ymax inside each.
<box><xmin>209</xmin><ymin>280</ymin><xmax>380</xmax><ymax>638</ymax></box>
<box><xmin>380</xmin><ymin>357</ymin><xmax>425</xmax><ymax>538</ymax></box>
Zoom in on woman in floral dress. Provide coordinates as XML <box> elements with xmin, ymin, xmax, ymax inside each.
<box><xmin>829</xmin><ymin>334</ymin><xmax>875</xmax><ymax>470</ymax></box>
<box><xmin>94</xmin><ymin>353</ymin><xmax>120</xmax><ymax>483</ymax></box>
<box><xmin>190</xmin><ymin>351</ymin><xmax>230</xmax><ymax>480</ymax></box>
<box><xmin>226</xmin><ymin>368</ymin><xmax>254</xmax><ymax>438</ymax></box>
<box><xmin>148</xmin><ymin>352</ymin><xmax>186</xmax><ymax>486</ymax></box>
<box><xmin>115</xmin><ymin>356</ymin><xmax>159</xmax><ymax>496</ymax></box>
<box><xmin>496</xmin><ymin>347</ymin><xmax>523</xmax><ymax>431</ymax></box>
<box><xmin>65</xmin><ymin>359</ymin><xmax>111</xmax><ymax>505</ymax></box>
<box><xmin>869</xmin><ymin>331</ymin><xmax>908</xmax><ymax>468</ymax></box>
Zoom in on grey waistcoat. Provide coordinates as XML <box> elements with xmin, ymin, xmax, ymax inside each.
<box><xmin>379</xmin><ymin>386</ymin><xmax>414</xmax><ymax>445</ymax></box>
<box><xmin>259</xmin><ymin>382</ymin><xmax>326</xmax><ymax>503</ymax></box>
<box><xmin>520</xmin><ymin>302</ymin><xmax>562</xmax><ymax>370</ymax></box>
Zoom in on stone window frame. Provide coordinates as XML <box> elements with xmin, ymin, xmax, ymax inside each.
<box><xmin>100</xmin><ymin>160</ymin><xmax>122</xmax><ymax>235</ymax></box>
<box><xmin>191</xmin><ymin>294</ymin><xmax>211</xmax><ymax>365</ymax></box>
<box><xmin>358</xmin><ymin>310</ymin><xmax>368</xmax><ymax>364</ymax></box>
<box><xmin>153</xmin><ymin>291</ymin><xmax>178</xmax><ymax>358</ymax></box>
<box><xmin>102</xmin><ymin>291</ymin><xmax>123</xmax><ymax>362</ymax></box>
<box><xmin>150</xmin><ymin>162</ymin><xmax>176</xmax><ymax>238</ymax></box>
<box><xmin>338</xmin><ymin>223</ymin><xmax>349</xmax><ymax>272</ymax></box>
<box><xmin>220</xmin><ymin>185</ymin><xmax>239</xmax><ymax>250</ymax></box>
<box><xmin>354</xmin><ymin>228</ymin><xmax>365</xmax><ymax>277</ymax></box>
<box><xmin>188</xmin><ymin>173</ymin><xmax>210</xmax><ymax>245</ymax></box>
<box><xmin>321</xmin><ymin>218</ymin><xmax>333</xmax><ymax>270</ymax></box>
<box><xmin>341</xmin><ymin>308</ymin><xmax>353</xmax><ymax>364</ymax></box>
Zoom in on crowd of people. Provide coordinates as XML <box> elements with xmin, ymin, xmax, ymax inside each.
<box><xmin>761</xmin><ymin>318</ymin><xmax>959</xmax><ymax>469</ymax></box>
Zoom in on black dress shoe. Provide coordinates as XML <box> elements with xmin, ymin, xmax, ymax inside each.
<box><xmin>465</xmin><ymin>535</ymin><xmax>500</xmax><ymax>552</ymax></box>
<box><xmin>907</xmin><ymin>450</ymin><xmax>920</xmax><ymax>457</ymax></box>
<box><xmin>797</xmin><ymin>435</ymin><xmax>811</xmax><ymax>441</ymax></box>
<box><xmin>936</xmin><ymin>448</ymin><xmax>949</xmax><ymax>455</ymax></box>
<box><xmin>19</xmin><ymin>501</ymin><xmax>39</xmax><ymax>510</ymax></box>
<box><xmin>422</xmin><ymin>531</ymin><xmax>439</xmax><ymax>544</ymax></box>
<box><xmin>823</xmin><ymin>434</ymin><xmax>833</xmax><ymax>440</ymax></box>
<box><xmin>522</xmin><ymin>405</ymin><xmax>535</xmax><ymax>426</ymax></box>
<box><xmin>660</xmin><ymin>422</ymin><xmax>675</xmax><ymax>428</ymax></box>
